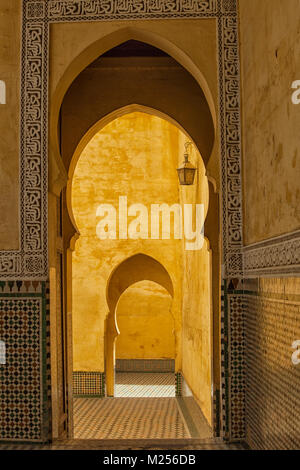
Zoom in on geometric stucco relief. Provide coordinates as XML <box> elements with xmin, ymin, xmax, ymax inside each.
<box><xmin>0</xmin><ymin>0</ymin><xmax>245</xmax><ymax>279</ymax></box>
<box><xmin>244</xmin><ymin>230</ymin><xmax>300</xmax><ymax>277</ymax></box>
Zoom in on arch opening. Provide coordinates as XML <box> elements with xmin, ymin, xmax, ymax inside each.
<box><xmin>50</xmin><ymin>31</ymin><xmax>220</xmax><ymax>440</ymax></box>
<box><xmin>66</xmin><ymin>105</ymin><xmax>209</xmax><ymax>240</ymax></box>
<box><xmin>115</xmin><ymin>279</ymin><xmax>176</xmax><ymax>398</ymax></box>
<box><xmin>105</xmin><ymin>255</ymin><xmax>175</xmax><ymax>397</ymax></box>
<box><xmin>49</xmin><ymin>31</ymin><xmax>216</xmax><ymax>196</ymax></box>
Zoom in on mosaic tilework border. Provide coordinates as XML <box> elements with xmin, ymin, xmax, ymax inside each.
<box><xmin>213</xmin><ymin>389</ymin><xmax>221</xmax><ymax>437</ymax></box>
<box><xmin>115</xmin><ymin>359</ymin><xmax>175</xmax><ymax>373</ymax></box>
<box><xmin>220</xmin><ymin>280</ymin><xmax>245</xmax><ymax>441</ymax></box>
<box><xmin>220</xmin><ymin>280</ymin><xmax>229</xmax><ymax>439</ymax></box>
<box><xmin>0</xmin><ymin>281</ymin><xmax>49</xmax><ymax>442</ymax></box>
<box><xmin>73</xmin><ymin>371</ymin><xmax>105</xmax><ymax>397</ymax></box>
<box><xmin>175</xmin><ymin>372</ymin><xmax>182</xmax><ymax>397</ymax></box>
<box><xmin>227</xmin><ymin>292</ymin><xmax>245</xmax><ymax>440</ymax></box>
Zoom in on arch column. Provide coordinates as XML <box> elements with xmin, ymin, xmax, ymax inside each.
<box><xmin>105</xmin><ymin>312</ymin><xmax>119</xmax><ymax>397</ymax></box>
<box><xmin>205</xmin><ymin>179</ymin><xmax>221</xmax><ymax>435</ymax></box>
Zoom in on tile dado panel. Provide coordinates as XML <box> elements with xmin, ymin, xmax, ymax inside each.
<box><xmin>115</xmin><ymin>359</ymin><xmax>175</xmax><ymax>373</ymax></box>
<box><xmin>73</xmin><ymin>371</ymin><xmax>105</xmax><ymax>398</ymax></box>
<box><xmin>244</xmin><ymin>288</ymin><xmax>300</xmax><ymax>450</ymax></box>
<box><xmin>220</xmin><ymin>281</ymin><xmax>245</xmax><ymax>441</ymax></box>
<box><xmin>0</xmin><ymin>281</ymin><xmax>50</xmax><ymax>442</ymax></box>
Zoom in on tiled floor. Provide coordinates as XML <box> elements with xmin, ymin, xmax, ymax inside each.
<box><xmin>115</xmin><ymin>372</ymin><xmax>175</xmax><ymax>397</ymax></box>
<box><xmin>0</xmin><ymin>439</ymin><xmax>247</xmax><ymax>450</ymax></box>
<box><xmin>74</xmin><ymin>397</ymin><xmax>189</xmax><ymax>439</ymax></box>
<box><xmin>73</xmin><ymin>373</ymin><xmax>213</xmax><ymax>441</ymax></box>
<box><xmin>0</xmin><ymin>373</ymin><xmax>247</xmax><ymax>450</ymax></box>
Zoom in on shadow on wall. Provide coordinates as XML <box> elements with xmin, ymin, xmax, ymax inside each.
<box><xmin>115</xmin><ymin>280</ymin><xmax>175</xmax><ymax>361</ymax></box>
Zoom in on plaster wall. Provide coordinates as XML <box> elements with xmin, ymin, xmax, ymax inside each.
<box><xmin>0</xmin><ymin>0</ymin><xmax>20</xmax><ymax>250</ymax></box>
<box><xmin>71</xmin><ymin>112</ymin><xmax>184</xmax><ymax>372</ymax></box>
<box><xmin>239</xmin><ymin>0</ymin><xmax>300</xmax><ymax>244</ymax></box>
<box><xmin>71</xmin><ymin>111</ymin><xmax>212</xmax><ymax>426</ymax></box>
<box><xmin>116</xmin><ymin>281</ymin><xmax>175</xmax><ymax>360</ymax></box>
<box><xmin>179</xmin><ymin>133</ymin><xmax>212</xmax><ymax>425</ymax></box>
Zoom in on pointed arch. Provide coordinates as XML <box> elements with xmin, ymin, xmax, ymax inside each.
<box><xmin>51</xmin><ymin>26</ymin><xmax>216</xmax><ymax>130</ymax></box>
<box><xmin>105</xmin><ymin>253</ymin><xmax>174</xmax><ymax>396</ymax></box>
<box><xmin>65</xmin><ymin>104</ymin><xmax>208</xmax><ymax>238</ymax></box>
<box><xmin>107</xmin><ymin>253</ymin><xmax>174</xmax><ymax>313</ymax></box>
<box><xmin>49</xmin><ymin>26</ymin><xmax>216</xmax><ymax>193</ymax></box>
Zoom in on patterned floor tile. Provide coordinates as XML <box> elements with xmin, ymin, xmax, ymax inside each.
<box><xmin>74</xmin><ymin>397</ymin><xmax>190</xmax><ymax>440</ymax></box>
<box><xmin>115</xmin><ymin>372</ymin><xmax>175</xmax><ymax>397</ymax></box>
<box><xmin>0</xmin><ymin>438</ymin><xmax>247</xmax><ymax>450</ymax></box>
<box><xmin>0</xmin><ymin>373</ymin><xmax>247</xmax><ymax>449</ymax></box>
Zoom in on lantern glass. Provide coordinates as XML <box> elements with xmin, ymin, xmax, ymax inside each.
<box><xmin>177</xmin><ymin>149</ymin><xmax>196</xmax><ymax>185</ymax></box>
<box><xmin>177</xmin><ymin>167</ymin><xmax>196</xmax><ymax>185</ymax></box>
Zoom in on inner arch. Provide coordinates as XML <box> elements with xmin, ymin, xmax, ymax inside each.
<box><xmin>52</xmin><ymin>31</ymin><xmax>216</xmax><ymax>190</ymax></box>
<box><xmin>107</xmin><ymin>253</ymin><xmax>174</xmax><ymax>314</ymax></box>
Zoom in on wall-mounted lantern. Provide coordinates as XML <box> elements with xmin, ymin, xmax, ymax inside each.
<box><xmin>177</xmin><ymin>141</ymin><xmax>196</xmax><ymax>186</ymax></box>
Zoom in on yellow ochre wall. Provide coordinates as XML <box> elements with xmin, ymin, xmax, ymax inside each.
<box><xmin>48</xmin><ymin>19</ymin><xmax>215</xmax><ymax>421</ymax></box>
<box><xmin>238</xmin><ymin>0</ymin><xmax>300</xmax><ymax>450</ymax></box>
<box><xmin>116</xmin><ymin>281</ymin><xmax>175</xmax><ymax>360</ymax></box>
<box><xmin>71</xmin><ymin>112</ymin><xmax>184</xmax><ymax>372</ymax></box>
<box><xmin>0</xmin><ymin>0</ymin><xmax>20</xmax><ymax>250</ymax></box>
<box><xmin>71</xmin><ymin>111</ymin><xmax>212</xmax><ymax>424</ymax></box>
<box><xmin>179</xmin><ymin>135</ymin><xmax>212</xmax><ymax>424</ymax></box>
<box><xmin>239</xmin><ymin>0</ymin><xmax>300</xmax><ymax>244</ymax></box>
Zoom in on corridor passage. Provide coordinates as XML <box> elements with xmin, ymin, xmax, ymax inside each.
<box><xmin>115</xmin><ymin>372</ymin><xmax>175</xmax><ymax>397</ymax></box>
<box><xmin>73</xmin><ymin>372</ymin><xmax>212</xmax><ymax>440</ymax></box>
<box><xmin>74</xmin><ymin>397</ymin><xmax>187</xmax><ymax>439</ymax></box>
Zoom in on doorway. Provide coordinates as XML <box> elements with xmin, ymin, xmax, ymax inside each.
<box><xmin>115</xmin><ymin>280</ymin><xmax>175</xmax><ymax>399</ymax></box>
<box><xmin>68</xmin><ymin>111</ymin><xmax>213</xmax><ymax>440</ymax></box>
<box><xmin>49</xmin><ymin>36</ymin><xmax>220</xmax><ymax>441</ymax></box>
